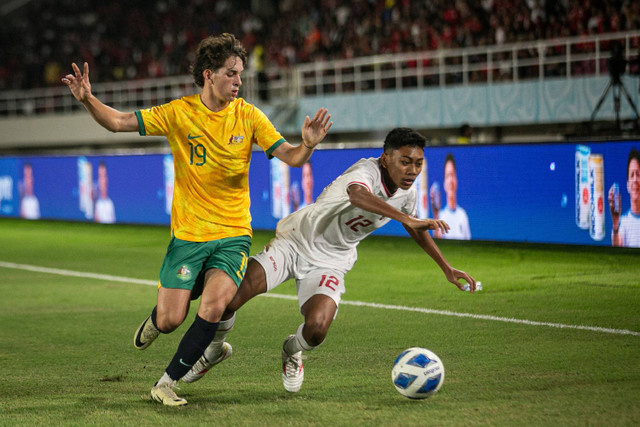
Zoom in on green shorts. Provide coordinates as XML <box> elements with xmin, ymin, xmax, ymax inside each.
<box><xmin>158</xmin><ymin>235</ymin><xmax>251</xmax><ymax>299</ymax></box>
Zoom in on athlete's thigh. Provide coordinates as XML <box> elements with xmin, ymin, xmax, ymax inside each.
<box><xmin>227</xmin><ymin>259</ymin><xmax>269</xmax><ymax>312</ymax></box>
<box><xmin>296</xmin><ymin>267</ymin><xmax>346</xmax><ymax>318</ymax></box>
<box><xmin>201</xmin><ymin>235</ymin><xmax>251</xmax><ymax>288</ymax></box>
<box><xmin>192</xmin><ymin>235</ymin><xmax>251</xmax><ymax>300</ymax></box>
<box><xmin>198</xmin><ymin>268</ymin><xmax>239</xmax><ymax>322</ymax></box>
<box><xmin>250</xmin><ymin>237</ymin><xmax>297</xmax><ymax>292</ymax></box>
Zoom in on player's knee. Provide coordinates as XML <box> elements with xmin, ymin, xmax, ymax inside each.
<box><xmin>304</xmin><ymin>317</ymin><xmax>331</xmax><ymax>347</ymax></box>
<box><xmin>155</xmin><ymin>313</ymin><xmax>184</xmax><ymax>332</ymax></box>
<box><xmin>198</xmin><ymin>301</ymin><xmax>226</xmax><ymax>323</ymax></box>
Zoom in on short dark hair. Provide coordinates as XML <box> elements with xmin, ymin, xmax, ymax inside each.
<box><xmin>383</xmin><ymin>127</ymin><xmax>426</xmax><ymax>152</ymax></box>
<box><xmin>444</xmin><ymin>153</ymin><xmax>456</xmax><ymax>172</ymax></box>
<box><xmin>628</xmin><ymin>148</ymin><xmax>640</xmax><ymax>179</ymax></box>
<box><xmin>191</xmin><ymin>33</ymin><xmax>248</xmax><ymax>87</ymax></box>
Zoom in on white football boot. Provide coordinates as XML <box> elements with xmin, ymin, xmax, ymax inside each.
<box><xmin>281</xmin><ymin>335</ymin><xmax>304</xmax><ymax>392</ymax></box>
<box><xmin>181</xmin><ymin>342</ymin><xmax>233</xmax><ymax>383</ymax></box>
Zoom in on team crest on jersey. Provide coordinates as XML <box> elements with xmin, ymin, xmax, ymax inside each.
<box><xmin>176</xmin><ymin>265</ymin><xmax>192</xmax><ymax>280</ymax></box>
<box><xmin>228</xmin><ymin>135</ymin><xmax>245</xmax><ymax>146</ymax></box>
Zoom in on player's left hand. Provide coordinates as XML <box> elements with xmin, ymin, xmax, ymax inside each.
<box><xmin>301</xmin><ymin>108</ymin><xmax>333</xmax><ymax>149</ymax></box>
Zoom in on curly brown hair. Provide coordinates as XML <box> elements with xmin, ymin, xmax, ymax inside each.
<box><xmin>190</xmin><ymin>33</ymin><xmax>248</xmax><ymax>88</ymax></box>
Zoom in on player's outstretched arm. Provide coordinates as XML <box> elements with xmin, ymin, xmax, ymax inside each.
<box><xmin>403</xmin><ymin>224</ymin><xmax>478</xmax><ymax>293</ymax></box>
<box><xmin>271</xmin><ymin>108</ymin><xmax>332</xmax><ymax>167</ymax></box>
<box><xmin>348</xmin><ymin>184</ymin><xmax>449</xmax><ymax>233</ymax></box>
<box><xmin>61</xmin><ymin>62</ymin><xmax>138</xmax><ymax>133</ymax></box>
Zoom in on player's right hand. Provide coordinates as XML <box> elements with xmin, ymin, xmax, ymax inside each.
<box><xmin>61</xmin><ymin>62</ymin><xmax>92</xmax><ymax>103</ymax></box>
<box><xmin>408</xmin><ymin>217</ymin><xmax>449</xmax><ymax>233</ymax></box>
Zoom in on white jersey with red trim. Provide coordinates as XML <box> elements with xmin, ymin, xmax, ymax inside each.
<box><xmin>274</xmin><ymin>157</ymin><xmax>417</xmax><ymax>268</ymax></box>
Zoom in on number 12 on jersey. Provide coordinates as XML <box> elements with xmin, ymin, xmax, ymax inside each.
<box><xmin>345</xmin><ymin>215</ymin><xmax>372</xmax><ymax>232</ymax></box>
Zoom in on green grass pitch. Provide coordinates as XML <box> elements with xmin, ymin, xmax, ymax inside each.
<box><xmin>0</xmin><ymin>218</ymin><xmax>638</xmax><ymax>426</ymax></box>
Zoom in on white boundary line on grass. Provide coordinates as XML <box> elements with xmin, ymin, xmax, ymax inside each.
<box><xmin>2</xmin><ymin>260</ymin><xmax>639</xmax><ymax>337</ymax></box>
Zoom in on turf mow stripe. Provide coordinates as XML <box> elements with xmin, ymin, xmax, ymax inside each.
<box><xmin>2</xmin><ymin>260</ymin><xmax>638</xmax><ymax>337</ymax></box>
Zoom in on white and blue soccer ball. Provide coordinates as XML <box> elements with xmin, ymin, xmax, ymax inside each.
<box><xmin>391</xmin><ymin>347</ymin><xmax>445</xmax><ymax>399</ymax></box>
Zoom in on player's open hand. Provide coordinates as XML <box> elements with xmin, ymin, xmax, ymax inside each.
<box><xmin>301</xmin><ymin>108</ymin><xmax>333</xmax><ymax>149</ymax></box>
<box><xmin>61</xmin><ymin>62</ymin><xmax>92</xmax><ymax>103</ymax></box>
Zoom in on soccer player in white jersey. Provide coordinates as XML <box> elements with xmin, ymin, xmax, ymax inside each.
<box><xmin>183</xmin><ymin>127</ymin><xmax>478</xmax><ymax>392</ymax></box>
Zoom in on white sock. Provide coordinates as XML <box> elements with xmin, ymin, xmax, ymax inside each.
<box><xmin>284</xmin><ymin>323</ymin><xmax>316</xmax><ymax>355</ymax></box>
<box><xmin>203</xmin><ymin>313</ymin><xmax>235</xmax><ymax>361</ymax></box>
<box><xmin>156</xmin><ymin>372</ymin><xmax>173</xmax><ymax>386</ymax></box>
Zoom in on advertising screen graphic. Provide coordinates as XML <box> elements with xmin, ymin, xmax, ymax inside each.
<box><xmin>1</xmin><ymin>140</ymin><xmax>639</xmax><ymax>247</ymax></box>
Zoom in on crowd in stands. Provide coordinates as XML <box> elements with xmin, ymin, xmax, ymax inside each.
<box><xmin>1</xmin><ymin>0</ymin><xmax>639</xmax><ymax>90</ymax></box>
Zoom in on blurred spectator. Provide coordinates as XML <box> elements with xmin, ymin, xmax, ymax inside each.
<box><xmin>0</xmin><ymin>0</ymin><xmax>638</xmax><ymax>90</ymax></box>
<box><xmin>457</xmin><ymin>123</ymin><xmax>473</xmax><ymax>144</ymax></box>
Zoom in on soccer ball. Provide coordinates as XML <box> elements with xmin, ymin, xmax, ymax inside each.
<box><xmin>391</xmin><ymin>347</ymin><xmax>445</xmax><ymax>399</ymax></box>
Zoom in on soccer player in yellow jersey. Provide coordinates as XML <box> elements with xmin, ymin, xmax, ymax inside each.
<box><xmin>62</xmin><ymin>33</ymin><xmax>332</xmax><ymax>406</ymax></box>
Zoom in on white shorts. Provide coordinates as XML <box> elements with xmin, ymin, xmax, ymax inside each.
<box><xmin>251</xmin><ymin>236</ymin><xmax>348</xmax><ymax>315</ymax></box>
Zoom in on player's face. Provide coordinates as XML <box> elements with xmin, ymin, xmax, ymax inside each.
<box><xmin>628</xmin><ymin>158</ymin><xmax>640</xmax><ymax>203</ymax></box>
<box><xmin>208</xmin><ymin>56</ymin><xmax>243</xmax><ymax>103</ymax></box>
<box><xmin>382</xmin><ymin>146</ymin><xmax>424</xmax><ymax>192</ymax></box>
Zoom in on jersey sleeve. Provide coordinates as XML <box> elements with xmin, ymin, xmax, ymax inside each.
<box><xmin>342</xmin><ymin>160</ymin><xmax>377</xmax><ymax>194</ymax></box>
<box><xmin>250</xmin><ymin>105</ymin><xmax>286</xmax><ymax>158</ymax></box>
<box><xmin>135</xmin><ymin>103</ymin><xmax>174</xmax><ymax>136</ymax></box>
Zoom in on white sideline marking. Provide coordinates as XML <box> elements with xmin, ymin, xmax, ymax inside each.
<box><xmin>2</xmin><ymin>260</ymin><xmax>639</xmax><ymax>337</ymax></box>
<box><xmin>0</xmin><ymin>261</ymin><xmax>157</xmax><ymax>286</ymax></box>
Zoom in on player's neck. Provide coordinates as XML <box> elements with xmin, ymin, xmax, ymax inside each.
<box><xmin>379</xmin><ymin>162</ymin><xmax>397</xmax><ymax>195</ymax></box>
<box><xmin>200</xmin><ymin>92</ymin><xmax>229</xmax><ymax>113</ymax></box>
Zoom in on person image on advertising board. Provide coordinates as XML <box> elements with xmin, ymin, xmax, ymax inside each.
<box><xmin>432</xmin><ymin>154</ymin><xmax>470</xmax><ymax>240</ymax></box>
<box><xmin>94</xmin><ymin>161</ymin><xmax>116</xmax><ymax>224</ymax></box>
<box><xmin>609</xmin><ymin>148</ymin><xmax>640</xmax><ymax>247</ymax></box>
<box><xmin>20</xmin><ymin>162</ymin><xmax>40</xmax><ymax>220</ymax></box>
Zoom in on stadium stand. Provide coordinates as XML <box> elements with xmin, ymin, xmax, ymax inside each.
<box><xmin>1</xmin><ymin>0</ymin><xmax>638</xmax><ymax>90</ymax></box>
<box><xmin>0</xmin><ymin>0</ymin><xmax>638</xmax><ymax>148</ymax></box>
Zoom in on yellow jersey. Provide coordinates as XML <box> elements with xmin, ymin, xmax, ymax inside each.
<box><xmin>136</xmin><ymin>95</ymin><xmax>285</xmax><ymax>241</ymax></box>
